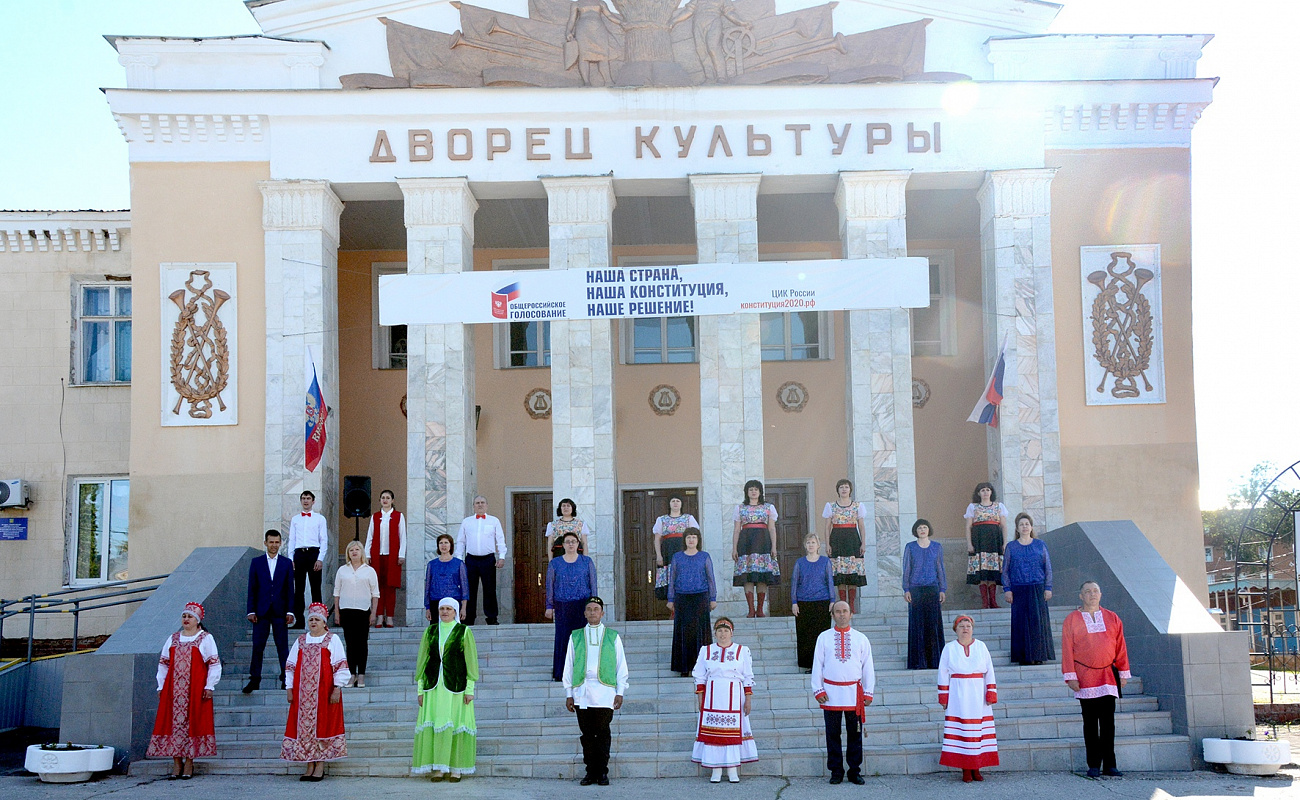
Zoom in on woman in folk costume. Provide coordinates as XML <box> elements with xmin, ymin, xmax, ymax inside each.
<box><xmin>282</xmin><ymin>602</ymin><xmax>350</xmax><ymax>781</ymax></box>
<box><xmin>691</xmin><ymin>618</ymin><xmax>757</xmax><ymax>782</ymax></box>
<box><xmin>147</xmin><ymin>601</ymin><xmax>220</xmax><ymax>780</ymax></box>
<box><xmin>937</xmin><ymin>615</ymin><xmax>998</xmax><ymax>783</ymax></box>
<box><xmin>823</xmin><ymin>479</ymin><xmax>868</xmax><ymax>611</ymax></box>
<box><xmin>412</xmin><ymin>597</ymin><xmax>480</xmax><ymax>781</ymax></box>
<box><xmin>732</xmin><ymin>479</ymin><xmax>780</xmax><ymax>618</ymax></box>
<box><xmin>364</xmin><ymin>489</ymin><xmax>406</xmax><ymax>627</ymax></box>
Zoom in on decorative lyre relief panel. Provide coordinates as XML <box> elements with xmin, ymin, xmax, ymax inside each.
<box><xmin>1079</xmin><ymin>245</ymin><xmax>1164</xmax><ymax>406</ymax></box>
<box><xmin>160</xmin><ymin>263</ymin><xmax>239</xmax><ymax>425</ymax></box>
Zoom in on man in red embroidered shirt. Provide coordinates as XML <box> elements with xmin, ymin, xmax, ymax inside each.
<box><xmin>811</xmin><ymin>600</ymin><xmax>876</xmax><ymax>784</ymax></box>
<box><xmin>1061</xmin><ymin>580</ymin><xmax>1132</xmax><ymax>779</ymax></box>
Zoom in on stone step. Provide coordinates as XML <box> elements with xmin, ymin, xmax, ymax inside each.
<box><xmin>128</xmin><ymin>733</ymin><xmax>1192</xmax><ymax>778</ymax></box>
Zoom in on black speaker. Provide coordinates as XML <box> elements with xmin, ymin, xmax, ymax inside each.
<box><xmin>343</xmin><ymin>475</ymin><xmax>371</xmax><ymax>518</ymax></box>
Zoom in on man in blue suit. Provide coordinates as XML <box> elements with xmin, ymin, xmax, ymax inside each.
<box><xmin>244</xmin><ymin>529</ymin><xmax>296</xmax><ymax>693</ymax></box>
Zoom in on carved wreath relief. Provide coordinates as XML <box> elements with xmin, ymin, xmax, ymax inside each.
<box><xmin>1079</xmin><ymin>246</ymin><xmax>1164</xmax><ymax>405</ymax></box>
<box><xmin>168</xmin><ymin>270</ymin><xmax>231</xmax><ymax>418</ymax></box>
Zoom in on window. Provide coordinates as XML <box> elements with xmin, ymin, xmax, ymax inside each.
<box><xmin>76</xmin><ymin>283</ymin><xmax>131</xmax><ymax>383</ymax></box>
<box><xmin>70</xmin><ymin>477</ymin><xmax>129</xmax><ymax>584</ymax></box>
<box><xmin>1205</xmin><ymin>546</ymin><xmax>1214</xmax><ymax>563</ymax></box>
<box><xmin>910</xmin><ymin>250</ymin><xmax>956</xmax><ymax>357</ymax></box>
<box><xmin>372</xmin><ymin>263</ymin><xmax>407</xmax><ymax>369</ymax></box>
<box><xmin>627</xmin><ymin>316</ymin><xmax>696</xmax><ymax>363</ymax></box>
<box><xmin>493</xmin><ymin>259</ymin><xmax>551</xmax><ymax>368</ymax></box>
<box><xmin>757</xmin><ymin>252</ymin><xmax>832</xmax><ymax>361</ymax></box>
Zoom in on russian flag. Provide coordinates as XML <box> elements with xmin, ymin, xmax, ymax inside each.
<box><xmin>967</xmin><ymin>336</ymin><xmax>1007</xmax><ymax>429</ymax></box>
<box><xmin>305</xmin><ymin>347</ymin><xmax>328</xmax><ymax>472</ymax></box>
<box><xmin>491</xmin><ymin>282</ymin><xmax>521</xmax><ymax>320</ymax></box>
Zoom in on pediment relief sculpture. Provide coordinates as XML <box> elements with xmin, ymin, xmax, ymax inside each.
<box><xmin>340</xmin><ymin>0</ymin><xmax>966</xmax><ymax>89</ymax></box>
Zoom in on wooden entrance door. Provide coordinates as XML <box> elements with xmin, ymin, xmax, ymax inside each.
<box><xmin>622</xmin><ymin>487</ymin><xmax>700</xmax><ymax>621</ymax></box>
<box><xmin>762</xmin><ymin>483</ymin><xmax>810</xmax><ymax>618</ymax></box>
<box><xmin>512</xmin><ymin>491</ymin><xmax>552</xmax><ymax>624</ymax></box>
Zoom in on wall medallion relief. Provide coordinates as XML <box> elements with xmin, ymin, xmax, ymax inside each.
<box><xmin>1080</xmin><ymin>245</ymin><xmax>1165</xmax><ymax>405</ymax></box>
<box><xmin>776</xmin><ymin>381</ymin><xmax>808</xmax><ymax>413</ymax></box>
<box><xmin>648</xmin><ymin>383</ymin><xmax>681</xmax><ymax>415</ymax></box>
<box><xmin>524</xmin><ymin>387</ymin><xmax>553</xmax><ymax>419</ymax></box>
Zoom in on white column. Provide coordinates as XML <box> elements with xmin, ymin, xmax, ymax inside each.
<box><xmin>541</xmin><ymin>176</ymin><xmax>618</xmax><ymax>616</ymax></box>
<box><xmin>690</xmin><ymin>173</ymin><xmax>763</xmax><ymax>615</ymax></box>
<box><xmin>835</xmin><ymin>171</ymin><xmax>916</xmax><ymax>596</ymax></box>
<box><xmin>260</xmin><ymin>179</ymin><xmax>344</xmax><ymax>544</ymax></box>
<box><xmin>397</xmin><ymin>178</ymin><xmax>479</xmax><ymax>625</ymax></box>
<box><xmin>976</xmin><ymin>169</ymin><xmax>1064</xmax><ymax>530</ymax></box>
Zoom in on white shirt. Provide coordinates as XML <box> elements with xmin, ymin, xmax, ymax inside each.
<box><xmin>811</xmin><ymin>626</ymin><xmax>876</xmax><ymax>709</ymax></box>
<box><xmin>364</xmin><ymin>509</ymin><xmax>407</xmax><ymax>558</ymax></box>
<box><xmin>455</xmin><ymin>513</ymin><xmax>507</xmax><ymax>560</ymax></box>
<box><xmin>156</xmin><ymin>630</ymin><xmax>221</xmax><ymax>691</ymax></box>
<box><xmin>562</xmin><ymin>623</ymin><xmax>629</xmax><ymax>708</ymax></box>
<box><xmin>266</xmin><ymin>553</ymin><xmax>284</xmax><ymax>572</ymax></box>
<box><xmin>288</xmin><ymin>511</ymin><xmax>329</xmax><ymax>562</ymax></box>
<box><xmin>285</xmin><ymin>631</ymin><xmax>351</xmax><ymax>689</ymax></box>
<box><xmin>333</xmin><ymin>563</ymin><xmax>380</xmax><ymax>611</ymax></box>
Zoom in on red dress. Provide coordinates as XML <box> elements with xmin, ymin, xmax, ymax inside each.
<box><xmin>146</xmin><ymin>631</ymin><xmax>219</xmax><ymax>758</ymax></box>
<box><xmin>281</xmin><ymin>631</ymin><xmax>350</xmax><ymax>762</ymax></box>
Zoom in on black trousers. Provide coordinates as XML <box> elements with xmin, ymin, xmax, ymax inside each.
<box><xmin>339</xmin><ymin>608</ymin><xmax>370</xmax><ymax>674</ymax></box>
<box><xmin>823</xmin><ymin>709</ymin><xmax>863</xmax><ymax>778</ymax></box>
<box><xmin>464</xmin><ymin>553</ymin><xmax>499</xmax><ymax>624</ymax></box>
<box><xmin>1079</xmin><ymin>695</ymin><xmax>1117</xmax><ymax>770</ymax></box>
<box><xmin>576</xmin><ymin>706</ymin><xmax>614</xmax><ymax>779</ymax></box>
<box><xmin>292</xmin><ymin>547</ymin><xmax>322</xmax><ymax>625</ymax></box>
<box><xmin>249</xmin><ymin>614</ymin><xmax>288</xmax><ymax>684</ymax></box>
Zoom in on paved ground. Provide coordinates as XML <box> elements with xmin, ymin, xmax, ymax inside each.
<box><xmin>1</xmin><ymin>770</ymin><xmax>1296</xmax><ymax>800</ymax></box>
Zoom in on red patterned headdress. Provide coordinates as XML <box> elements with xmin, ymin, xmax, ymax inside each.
<box><xmin>183</xmin><ymin>602</ymin><xmax>205</xmax><ymax>621</ymax></box>
<box><xmin>306</xmin><ymin>602</ymin><xmax>330</xmax><ymax>623</ymax></box>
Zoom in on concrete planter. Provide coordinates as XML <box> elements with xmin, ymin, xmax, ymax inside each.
<box><xmin>24</xmin><ymin>744</ymin><xmax>114</xmax><ymax>783</ymax></box>
<box><xmin>1202</xmin><ymin>738</ymin><xmax>1292</xmax><ymax>776</ymax></box>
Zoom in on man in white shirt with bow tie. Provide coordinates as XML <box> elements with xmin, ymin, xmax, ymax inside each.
<box><xmin>287</xmin><ymin>490</ymin><xmax>329</xmax><ymax>628</ymax></box>
<box><xmin>455</xmin><ymin>495</ymin><xmax>507</xmax><ymax>625</ymax></box>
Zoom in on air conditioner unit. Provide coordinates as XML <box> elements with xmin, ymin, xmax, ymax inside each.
<box><xmin>0</xmin><ymin>480</ymin><xmax>29</xmax><ymax>508</ymax></box>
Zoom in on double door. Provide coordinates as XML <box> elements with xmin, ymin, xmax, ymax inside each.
<box><xmin>622</xmin><ymin>488</ymin><xmax>699</xmax><ymax>621</ymax></box>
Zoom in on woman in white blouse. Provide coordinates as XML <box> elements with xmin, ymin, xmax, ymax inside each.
<box><xmin>333</xmin><ymin>541</ymin><xmax>379</xmax><ymax>687</ymax></box>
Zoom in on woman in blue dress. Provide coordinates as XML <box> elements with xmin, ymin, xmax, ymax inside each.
<box><xmin>668</xmin><ymin>529</ymin><xmax>717</xmax><ymax>676</ymax></box>
<box><xmin>790</xmin><ymin>533</ymin><xmax>835</xmax><ymax>672</ymax></box>
<box><xmin>424</xmin><ymin>534</ymin><xmax>467</xmax><ymax>622</ymax></box>
<box><xmin>903</xmin><ymin>518</ymin><xmax>946</xmax><ymax>669</ymax></box>
<box><xmin>545</xmin><ymin>531</ymin><xmax>597</xmax><ymax>681</ymax></box>
<box><xmin>1002</xmin><ymin>513</ymin><xmax>1054</xmax><ymax>665</ymax></box>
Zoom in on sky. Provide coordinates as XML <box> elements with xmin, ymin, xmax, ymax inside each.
<box><xmin>1</xmin><ymin>0</ymin><xmax>1294</xmax><ymax>509</ymax></box>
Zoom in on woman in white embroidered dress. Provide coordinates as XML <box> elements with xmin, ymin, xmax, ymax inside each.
<box><xmin>691</xmin><ymin>617</ymin><xmax>757</xmax><ymax>782</ymax></box>
<box><xmin>146</xmin><ymin>601</ymin><xmax>220</xmax><ymax>779</ymax></box>
<box><xmin>937</xmin><ymin>615</ymin><xmax>998</xmax><ymax>783</ymax></box>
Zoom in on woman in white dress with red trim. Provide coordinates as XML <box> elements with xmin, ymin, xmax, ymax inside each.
<box><xmin>691</xmin><ymin>617</ymin><xmax>757</xmax><ymax>782</ymax></box>
<box><xmin>937</xmin><ymin>615</ymin><xmax>998</xmax><ymax>782</ymax></box>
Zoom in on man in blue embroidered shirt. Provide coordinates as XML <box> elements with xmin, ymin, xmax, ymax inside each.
<box><xmin>562</xmin><ymin>596</ymin><xmax>629</xmax><ymax>785</ymax></box>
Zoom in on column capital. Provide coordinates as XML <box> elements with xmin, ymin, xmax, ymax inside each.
<box><xmin>977</xmin><ymin>168</ymin><xmax>1057</xmax><ymax>219</ymax></box>
<box><xmin>688</xmin><ymin>173</ymin><xmax>761</xmax><ymax>221</ymax></box>
<box><xmin>835</xmin><ymin>170</ymin><xmax>911</xmax><ymax>220</ymax></box>
<box><xmin>397</xmin><ymin>178</ymin><xmax>478</xmax><ymax>229</ymax></box>
<box><xmin>541</xmin><ymin>176</ymin><xmax>616</xmax><ymax>225</ymax></box>
<box><xmin>258</xmin><ymin>179</ymin><xmax>343</xmax><ymax>241</ymax></box>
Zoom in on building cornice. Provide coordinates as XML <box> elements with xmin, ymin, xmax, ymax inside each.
<box><xmin>0</xmin><ymin>212</ymin><xmax>130</xmax><ymax>254</ymax></box>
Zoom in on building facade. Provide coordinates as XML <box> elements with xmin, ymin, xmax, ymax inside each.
<box><xmin>5</xmin><ymin>0</ymin><xmax>1213</xmax><ymax>629</ymax></box>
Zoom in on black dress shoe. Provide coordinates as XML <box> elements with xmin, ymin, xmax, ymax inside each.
<box><xmin>486</xmin><ymin>619</ymin><xmax>500</xmax><ymax>625</ymax></box>
<box><xmin>597</xmin><ymin>775</ymin><xmax>609</xmax><ymax>785</ymax></box>
<box><xmin>848</xmin><ymin>775</ymin><xmax>865</xmax><ymax>785</ymax></box>
<box><xmin>242</xmin><ymin>680</ymin><xmax>260</xmax><ymax>694</ymax></box>
<box><xmin>829</xmin><ymin>775</ymin><xmax>843</xmax><ymax>785</ymax></box>
<box><xmin>580</xmin><ymin>776</ymin><xmax>596</xmax><ymax>786</ymax></box>
<box><xmin>1103</xmin><ymin>768</ymin><xmax>1123</xmax><ymax>777</ymax></box>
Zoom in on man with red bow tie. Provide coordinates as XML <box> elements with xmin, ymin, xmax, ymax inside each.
<box><xmin>811</xmin><ymin>600</ymin><xmax>876</xmax><ymax>785</ymax></box>
<box><xmin>287</xmin><ymin>491</ymin><xmax>329</xmax><ymax>629</ymax></box>
<box><xmin>455</xmin><ymin>495</ymin><xmax>508</xmax><ymax>625</ymax></box>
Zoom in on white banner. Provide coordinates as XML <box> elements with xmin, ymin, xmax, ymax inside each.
<box><xmin>380</xmin><ymin>258</ymin><xmax>928</xmax><ymax>325</ymax></box>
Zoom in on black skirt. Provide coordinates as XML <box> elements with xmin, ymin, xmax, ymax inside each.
<box><xmin>795</xmin><ymin>598</ymin><xmax>832</xmax><ymax>669</ymax></box>
<box><xmin>906</xmin><ymin>585</ymin><xmax>944</xmax><ymax>670</ymax></box>
<box><xmin>655</xmin><ymin>535</ymin><xmax>685</xmax><ymax>601</ymax></box>
<box><xmin>966</xmin><ymin>522</ymin><xmax>1004</xmax><ymax>585</ymax></box>
<box><xmin>670</xmin><ymin>591</ymin><xmax>712</xmax><ymax>674</ymax></box>
<box><xmin>1009</xmin><ymin>582</ymin><xmax>1055</xmax><ymax>664</ymax></box>
<box><xmin>552</xmin><ymin>599</ymin><xmax>588</xmax><ymax>681</ymax></box>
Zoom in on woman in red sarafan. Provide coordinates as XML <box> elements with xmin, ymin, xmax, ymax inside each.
<box><xmin>282</xmin><ymin>602</ymin><xmax>351</xmax><ymax>781</ymax></box>
<box><xmin>146</xmin><ymin>601</ymin><xmax>220</xmax><ymax>780</ymax></box>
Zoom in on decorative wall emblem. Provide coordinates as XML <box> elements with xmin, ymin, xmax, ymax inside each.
<box><xmin>648</xmin><ymin>384</ymin><xmax>681</xmax><ymax>416</ymax></box>
<box><xmin>400</xmin><ymin>394</ymin><xmax>408</xmax><ymax>418</ymax></box>
<box><xmin>911</xmin><ymin>377</ymin><xmax>931</xmax><ymax>409</ymax></box>
<box><xmin>524</xmin><ymin>387</ymin><xmax>553</xmax><ymax>419</ymax></box>
<box><xmin>1080</xmin><ymin>245</ymin><xmax>1165</xmax><ymax>405</ymax></box>
<box><xmin>160</xmin><ymin>263</ymin><xmax>238</xmax><ymax>426</ymax></box>
<box><xmin>342</xmin><ymin>1</ymin><xmax>951</xmax><ymax>90</ymax></box>
<box><xmin>776</xmin><ymin>381</ymin><xmax>808</xmax><ymax>413</ymax></box>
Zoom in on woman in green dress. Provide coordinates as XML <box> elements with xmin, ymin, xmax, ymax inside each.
<box><xmin>412</xmin><ymin>596</ymin><xmax>479</xmax><ymax>781</ymax></box>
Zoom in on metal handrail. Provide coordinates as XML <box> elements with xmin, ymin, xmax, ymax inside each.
<box><xmin>0</xmin><ymin>573</ymin><xmax>169</xmax><ymax>664</ymax></box>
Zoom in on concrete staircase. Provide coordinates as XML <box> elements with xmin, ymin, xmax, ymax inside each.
<box><xmin>129</xmin><ymin>606</ymin><xmax>1192</xmax><ymax>778</ymax></box>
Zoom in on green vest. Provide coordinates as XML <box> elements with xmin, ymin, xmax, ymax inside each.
<box><xmin>569</xmin><ymin>626</ymin><xmax>620</xmax><ymax>688</ymax></box>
